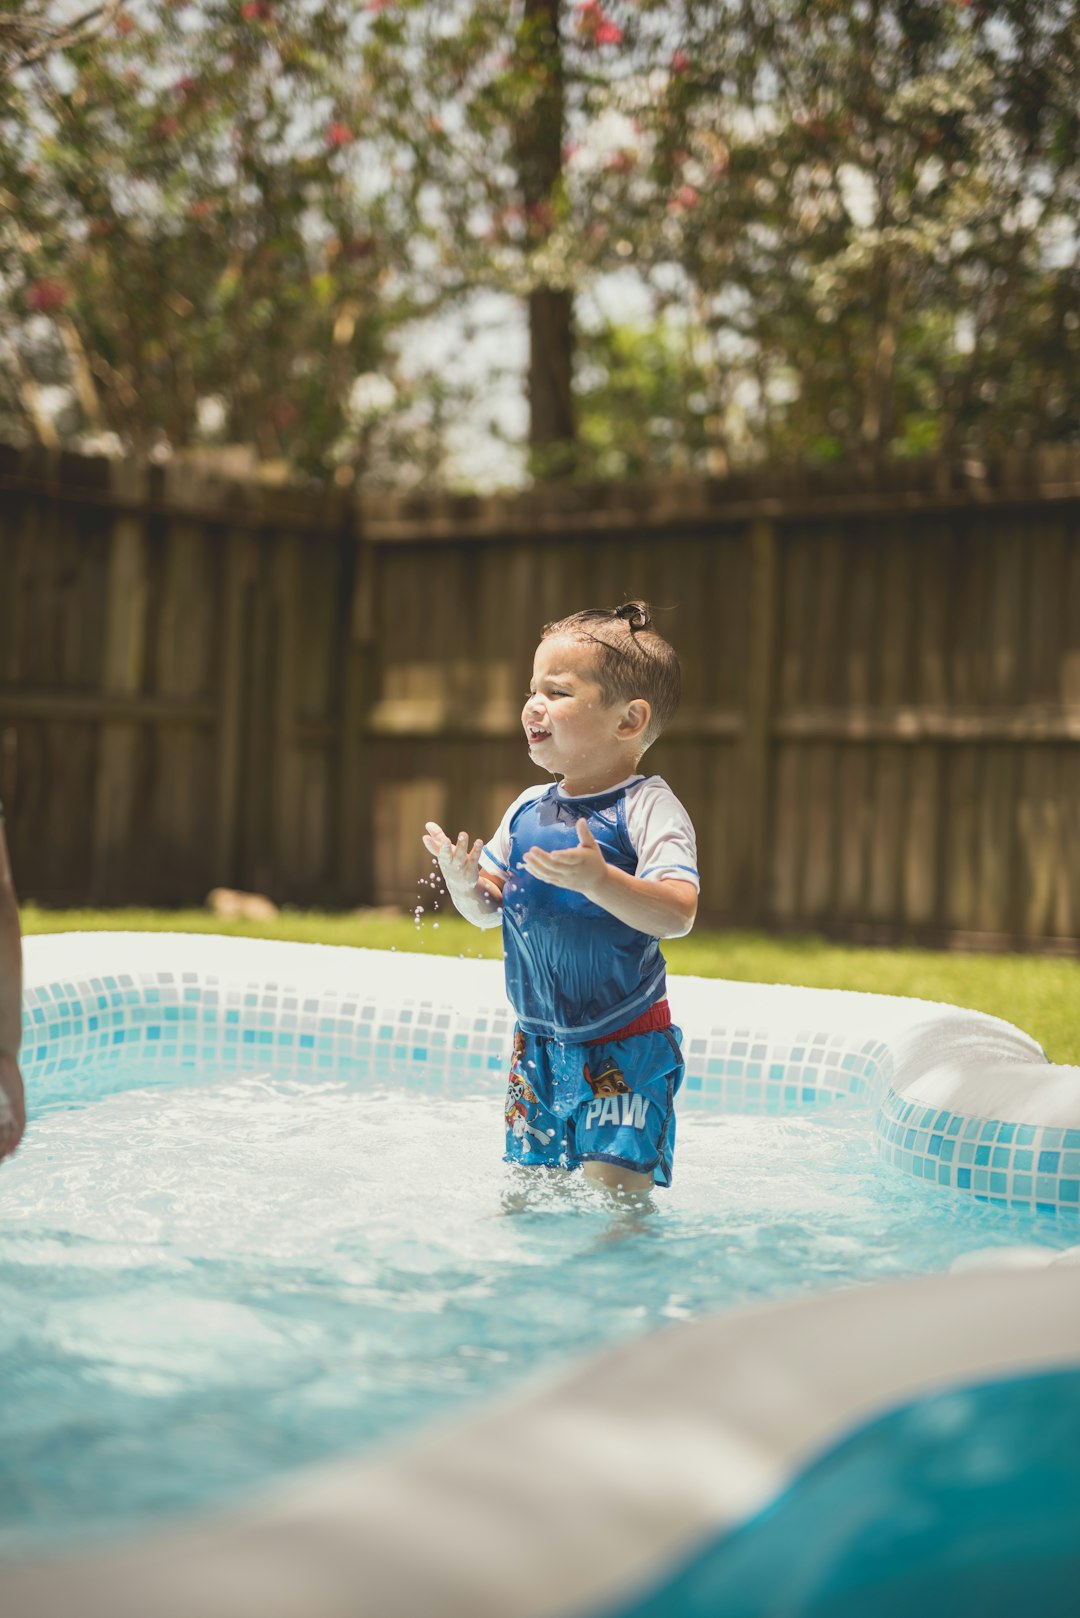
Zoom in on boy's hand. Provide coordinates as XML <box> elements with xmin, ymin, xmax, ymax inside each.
<box><xmin>0</xmin><ymin>1052</ymin><xmax>25</xmax><ymax>1163</ymax></box>
<box><xmin>521</xmin><ymin>818</ymin><xmax>609</xmax><ymax>899</ymax></box>
<box><xmin>422</xmin><ymin>822</ymin><xmax>486</xmax><ymax>899</ymax></box>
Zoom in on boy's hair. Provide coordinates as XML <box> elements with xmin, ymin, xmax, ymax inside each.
<box><xmin>541</xmin><ymin>600</ymin><xmax>681</xmax><ymax>751</ymax></box>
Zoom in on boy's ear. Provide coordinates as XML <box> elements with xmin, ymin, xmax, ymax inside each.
<box><xmin>618</xmin><ymin>699</ymin><xmax>651</xmax><ymax>742</ymax></box>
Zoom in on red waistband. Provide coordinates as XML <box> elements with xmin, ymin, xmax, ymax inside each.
<box><xmin>599</xmin><ymin>999</ymin><xmax>672</xmax><ymax>1044</ymax></box>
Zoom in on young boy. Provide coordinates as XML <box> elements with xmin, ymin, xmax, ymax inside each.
<box><xmin>422</xmin><ymin>602</ymin><xmax>698</xmax><ymax>1194</ymax></box>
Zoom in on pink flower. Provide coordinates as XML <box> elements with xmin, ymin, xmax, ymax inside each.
<box><xmin>526</xmin><ymin>198</ymin><xmax>555</xmax><ymax>232</ymax></box>
<box><xmin>576</xmin><ymin>2</ymin><xmax>623</xmax><ymax>48</ymax></box>
<box><xmin>668</xmin><ymin>184</ymin><xmax>699</xmax><ymax>212</ymax></box>
<box><xmin>115</xmin><ymin>12</ymin><xmax>135</xmax><ymax>33</ymax></box>
<box><xmin>326</xmin><ymin>122</ymin><xmax>354</xmax><ymax>148</ymax></box>
<box><xmin>670</xmin><ymin>50</ymin><xmax>691</xmax><ymax>74</ymax></box>
<box><xmin>27</xmin><ymin>279</ymin><xmax>70</xmax><ymax>313</ymax></box>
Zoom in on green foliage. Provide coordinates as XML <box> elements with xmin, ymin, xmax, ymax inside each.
<box><xmin>574</xmin><ymin>317</ymin><xmax>714</xmax><ymax>478</ymax></box>
<box><xmin>0</xmin><ymin>0</ymin><xmax>429</xmax><ymax>481</ymax></box>
<box><xmin>597</xmin><ymin>0</ymin><xmax>1080</xmax><ymax>465</ymax></box>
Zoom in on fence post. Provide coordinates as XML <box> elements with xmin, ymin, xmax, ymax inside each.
<box><xmin>742</xmin><ymin>516</ymin><xmax>778</xmax><ymax>925</ymax></box>
<box><xmin>214</xmin><ymin>521</ymin><xmax>254</xmax><ymax>890</ymax></box>
<box><xmin>90</xmin><ymin>459</ymin><xmax>150</xmax><ymax>903</ymax></box>
<box><xmin>337</xmin><ymin>510</ymin><xmax>377</xmax><ymax>906</ymax></box>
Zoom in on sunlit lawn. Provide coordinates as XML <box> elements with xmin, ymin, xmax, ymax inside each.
<box><xmin>21</xmin><ymin>905</ymin><xmax>1080</xmax><ymax>1068</ymax></box>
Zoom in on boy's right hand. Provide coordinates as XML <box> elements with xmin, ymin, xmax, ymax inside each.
<box><xmin>422</xmin><ymin>822</ymin><xmax>486</xmax><ymax>899</ymax></box>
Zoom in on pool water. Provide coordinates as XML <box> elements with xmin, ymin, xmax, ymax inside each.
<box><xmin>0</xmin><ymin>1065</ymin><xmax>1074</xmax><ymax>1557</ymax></box>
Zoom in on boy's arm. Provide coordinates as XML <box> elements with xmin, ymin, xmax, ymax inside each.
<box><xmin>422</xmin><ymin>823</ymin><xmax>504</xmax><ymax>930</ymax></box>
<box><xmin>586</xmin><ymin>867</ymin><xmax>697</xmax><ymax>940</ymax></box>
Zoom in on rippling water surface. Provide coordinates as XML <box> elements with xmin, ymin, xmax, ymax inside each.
<box><xmin>0</xmin><ymin>1067</ymin><xmax>1073</xmax><ymax>1555</ymax></box>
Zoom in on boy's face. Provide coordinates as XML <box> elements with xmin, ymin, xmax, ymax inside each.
<box><xmin>522</xmin><ymin>635</ymin><xmax>640</xmax><ymax>780</ymax></box>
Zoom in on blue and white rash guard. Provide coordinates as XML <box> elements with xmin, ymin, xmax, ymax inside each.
<box><xmin>479</xmin><ymin>774</ymin><xmax>699</xmax><ymax>1043</ymax></box>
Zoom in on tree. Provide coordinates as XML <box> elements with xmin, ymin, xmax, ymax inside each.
<box><xmin>353</xmin><ymin>0</ymin><xmax>648</xmax><ymax>480</ymax></box>
<box><xmin>594</xmin><ymin>0</ymin><xmax>1080</xmax><ymax>465</ymax></box>
<box><xmin>0</xmin><ymin>0</ymin><xmax>435</xmax><ymax>481</ymax></box>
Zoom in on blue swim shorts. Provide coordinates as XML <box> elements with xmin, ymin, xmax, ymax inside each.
<box><xmin>503</xmin><ymin>1022</ymin><xmax>684</xmax><ymax>1187</ymax></box>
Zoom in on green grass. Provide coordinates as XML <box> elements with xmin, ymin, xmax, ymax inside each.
<box><xmin>21</xmin><ymin>905</ymin><xmax>1080</xmax><ymax>1067</ymax></box>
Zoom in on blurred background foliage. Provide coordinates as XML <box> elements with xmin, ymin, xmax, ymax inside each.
<box><xmin>1</xmin><ymin>0</ymin><xmax>1078</xmax><ymax>489</ymax></box>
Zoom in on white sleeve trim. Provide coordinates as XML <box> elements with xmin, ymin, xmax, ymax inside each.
<box><xmin>625</xmin><ymin>777</ymin><xmax>700</xmax><ymax>891</ymax></box>
<box><xmin>480</xmin><ymin>784</ymin><xmax>548</xmax><ymax>879</ymax></box>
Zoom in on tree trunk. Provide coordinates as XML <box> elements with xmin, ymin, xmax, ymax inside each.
<box><xmin>516</xmin><ymin>0</ymin><xmax>576</xmax><ymax>477</ymax></box>
<box><xmin>528</xmin><ymin>286</ymin><xmax>575</xmax><ymax>451</ymax></box>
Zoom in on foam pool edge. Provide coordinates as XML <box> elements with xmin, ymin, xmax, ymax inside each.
<box><xmin>4</xmin><ymin>1265</ymin><xmax>1078</xmax><ymax>1618</ymax></box>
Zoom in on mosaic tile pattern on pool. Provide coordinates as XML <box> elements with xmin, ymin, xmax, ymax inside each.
<box><xmin>23</xmin><ymin>969</ymin><xmax>890</xmax><ymax>1116</ymax></box>
<box><xmin>877</xmin><ymin>1087</ymin><xmax>1080</xmax><ymax>1216</ymax></box>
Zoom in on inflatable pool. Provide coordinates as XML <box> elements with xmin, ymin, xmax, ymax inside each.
<box><xmin>3</xmin><ymin>933</ymin><xmax>1079</xmax><ymax>1616</ymax></box>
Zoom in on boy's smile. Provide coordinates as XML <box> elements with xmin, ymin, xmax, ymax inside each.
<box><xmin>522</xmin><ymin>636</ymin><xmax>648</xmax><ymax>796</ymax></box>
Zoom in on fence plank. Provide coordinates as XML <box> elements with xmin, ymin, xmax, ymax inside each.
<box><xmin>90</xmin><ymin>461</ymin><xmax>150</xmax><ymax>902</ymax></box>
<box><xmin>740</xmin><ymin>518</ymin><xmax>776</xmax><ymax>921</ymax></box>
<box><xmin>337</xmin><ymin>530</ymin><xmax>376</xmax><ymax>907</ymax></box>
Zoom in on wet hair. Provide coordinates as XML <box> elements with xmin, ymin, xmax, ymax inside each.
<box><xmin>540</xmin><ymin>600</ymin><xmax>681</xmax><ymax>751</ymax></box>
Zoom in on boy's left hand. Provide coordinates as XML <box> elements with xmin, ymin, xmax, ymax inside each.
<box><xmin>521</xmin><ymin>819</ymin><xmax>609</xmax><ymax>899</ymax></box>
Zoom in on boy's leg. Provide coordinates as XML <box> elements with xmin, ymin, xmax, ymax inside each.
<box><xmin>572</xmin><ymin>1026</ymin><xmax>684</xmax><ymax>1189</ymax></box>
<box><xmin>582</xmin><ymin>1159</ymin><xmax>654</xmax><ymax>1195</ymax></box>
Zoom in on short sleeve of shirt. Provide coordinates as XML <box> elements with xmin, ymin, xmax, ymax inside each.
<box><xmin>480</xmin><ymin>785</ymin><xmax>548</xmax><ymax>879</ymax></box>
<box><xmin>625</xmin><ymin>777</ymin><xmax>700</xmax><ymax>890</ymax></box>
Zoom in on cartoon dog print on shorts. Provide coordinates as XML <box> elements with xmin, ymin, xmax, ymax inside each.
<box><xmin>505</xmin><ymin>1030</ymin><xmax>555</xmax><ymax>1150</ymax></box>
<box><xmin>582</xmin><ymin>1058</ymin><xmax>630</xmax><ymax>1098</ymax></box>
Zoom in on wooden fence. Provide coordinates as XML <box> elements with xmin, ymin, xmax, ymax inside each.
<box><xmin>2</xmin><ymin>443</ymin><xmax>1080</xmax><ymax>952</ymax></box>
